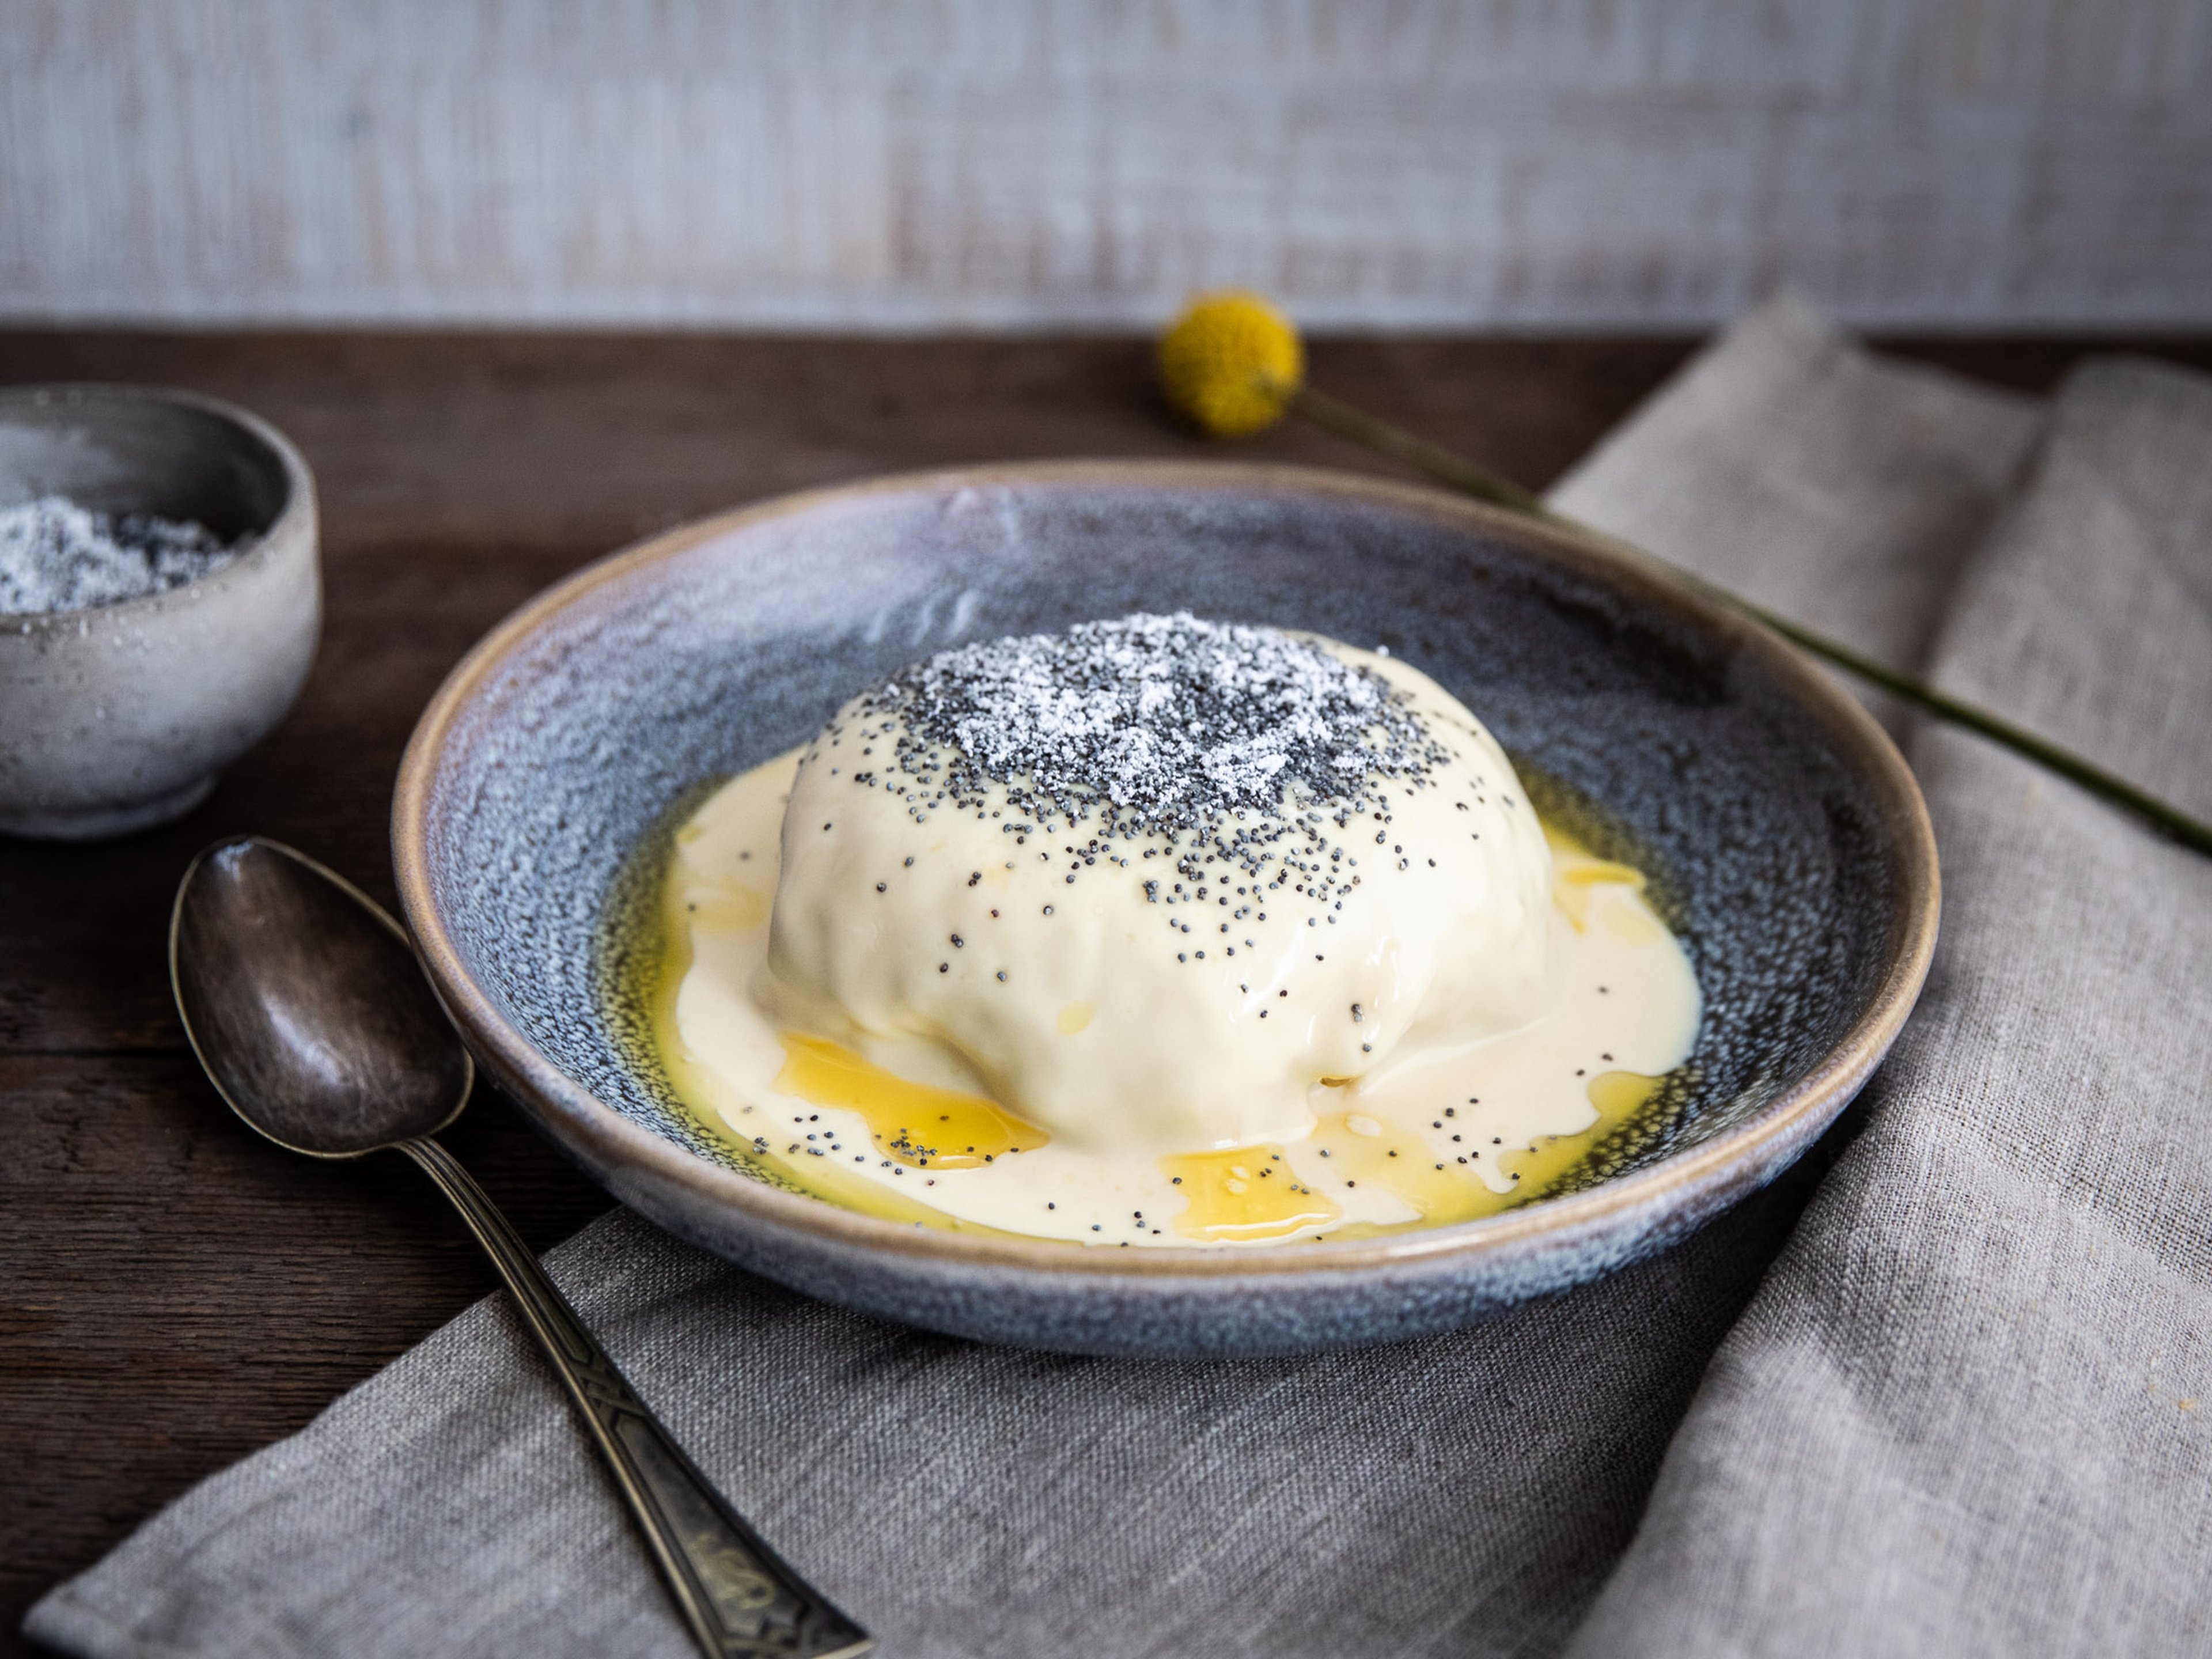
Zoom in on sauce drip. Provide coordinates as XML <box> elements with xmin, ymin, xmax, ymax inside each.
<box><xmin>1159</xmin><ymin>1145</ymin><xmax>1340</xmax><ymax>1241</ymax></box>
<box><xmin>1549</xmin><ymin>833</ymin><xmax>1648</xmax><ymax>933</ymax></box>
<box><xmin>775</xmin><ymin>1034</ymin><xmax>1050</xmax><ymax>1169</ymax></box>
<box><xmin>1493</xmin><ymin>1070</ymin><xmax>1663</xmax><ymax>1193</ymax></box>
<box><xmin>1306</xmin><ymin>1110</ymin><xmax>1500</xmax><ymax>1227</ymax></box>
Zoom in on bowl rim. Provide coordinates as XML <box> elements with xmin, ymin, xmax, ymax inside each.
<box><xmin>0</xmin><ymin>380</ymin><xmax>317</xmax><ymax>628</ymax></box>
<box><xmin>393</xmin><ymin>459</ymin><xmax>1938</xmax><ymax>1281</ymax></box>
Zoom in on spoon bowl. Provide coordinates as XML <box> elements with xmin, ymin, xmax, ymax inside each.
<box><xmin>171</xmin><ymin>837</ymin><xmax>469</xmax><ymax>1157</ymax></box>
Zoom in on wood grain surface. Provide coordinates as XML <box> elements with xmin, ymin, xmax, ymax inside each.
<box><xmin>8</xmin><ymin>1</ymin><xmax>2212</xmax><ymax>330</ymax></box>
<box><xmin>6</xmin><ymin>328</ymin><xmax>2210</xmax><ymax>1654</ymax></box>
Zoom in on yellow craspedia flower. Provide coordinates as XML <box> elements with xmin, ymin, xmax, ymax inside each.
<box><xmin>1156</xmin><ymin>290</ymin><xmax>1304</xmax><ymax>438</ymax></box>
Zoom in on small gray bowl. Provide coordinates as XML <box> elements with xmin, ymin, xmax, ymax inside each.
<box><xmin>0</xmin><ymin>385</ymin><xmax>320</xmax><ymax>840</ymax></box>
<box><xmin>395</xmin><ymin>462</ymin><xmax>1937</xmax><ymax>1357</ymax></box>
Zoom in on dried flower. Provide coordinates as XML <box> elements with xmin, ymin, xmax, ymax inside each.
<box><xmin>1155</xmin><ymin>290</ymin><xmax>1303</xmax><ymax>437</ymax></box>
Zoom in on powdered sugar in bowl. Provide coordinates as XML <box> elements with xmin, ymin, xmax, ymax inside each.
<box><xmin>0</xmin><ymin>385</ymin><xmax>319</xmax><ymax>839</ymax></box>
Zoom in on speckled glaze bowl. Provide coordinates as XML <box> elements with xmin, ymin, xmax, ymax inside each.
<box><xmin>0</xmin><ymin>384</ymin><xmax>319</xmax><ymax>839</ymax></box>
<box><xmin>395</xmin><ymin>462</ymin><xmax>1936</xmax><ymax>1357</ymax></box>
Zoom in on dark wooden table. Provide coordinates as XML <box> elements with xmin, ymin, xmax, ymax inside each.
<box><xmin>7</xmin><ymin>328</ymin><xmax>2208</xmax><ymax>1652</ymax></box>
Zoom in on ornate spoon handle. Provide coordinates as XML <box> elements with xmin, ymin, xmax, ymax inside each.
<box><xmin>399</xmin><ymin>1135</ymin><xmax>871</xmax><ymax>1659</ymax></box>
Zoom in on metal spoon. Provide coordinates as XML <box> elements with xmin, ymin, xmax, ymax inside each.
<box><xmin>169</xmin><ymin>835</ymin><xmax>870</xmax><ymax>1659</ymax></box>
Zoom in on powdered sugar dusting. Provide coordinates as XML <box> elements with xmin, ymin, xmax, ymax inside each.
<box><xmin>821</xmin><ymin>612</ymin><xmax>1456</xmax><ymax>889</ymax></box>
<box><xmin>0</xmin><ymin>494</ymin><xmax>247</xmax><ymax>615</ymax></box>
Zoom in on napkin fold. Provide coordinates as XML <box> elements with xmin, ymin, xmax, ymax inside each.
<box><xmin>1567</xmin><ymin>354</ymin><xmax>2212</xmax><ymax>1659</ymax></box>
<box><xmin>28</xmin><ymin>301</ymin><xmax>2209</xmax><ymax>1658</ymax></box>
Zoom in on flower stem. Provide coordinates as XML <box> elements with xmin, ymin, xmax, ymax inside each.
<box><xmin>1281</xmin><ymin>381</ymin><xmax>2212</xmax><ymax>857</ymax></box>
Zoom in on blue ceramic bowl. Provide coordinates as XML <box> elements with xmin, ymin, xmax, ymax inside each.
<box><xmin>394</xmin><ymin>463</ymin><xmax>1936</xmax><ymax>1357</ymax></box>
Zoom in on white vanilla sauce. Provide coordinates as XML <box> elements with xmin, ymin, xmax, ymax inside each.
<box><xmin>645</xmin><ymin>622</ymin><xmax>1700</xmax><ymax>1247</ymax></box>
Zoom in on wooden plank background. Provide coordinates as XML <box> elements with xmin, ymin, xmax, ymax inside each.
<box><xmin>5</xmin><ymin>0</ymin><xmax>2210</xmax><ymax>331</ymax></box>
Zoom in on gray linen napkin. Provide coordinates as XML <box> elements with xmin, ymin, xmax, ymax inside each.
<box><xmin>1569</xmin><ymin>357</ymin><xmax>2212</xmax><ymax>1658</ymax></box>
<box><xmin>29</xmin><ymin>301</ymin><xmax>2123</xmax><ymax>1659</ymax></box>
<box><xmin>1550</xmin><ymin>293</ymin><xmax>2040</xmax><ymax>684</ymax></box>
